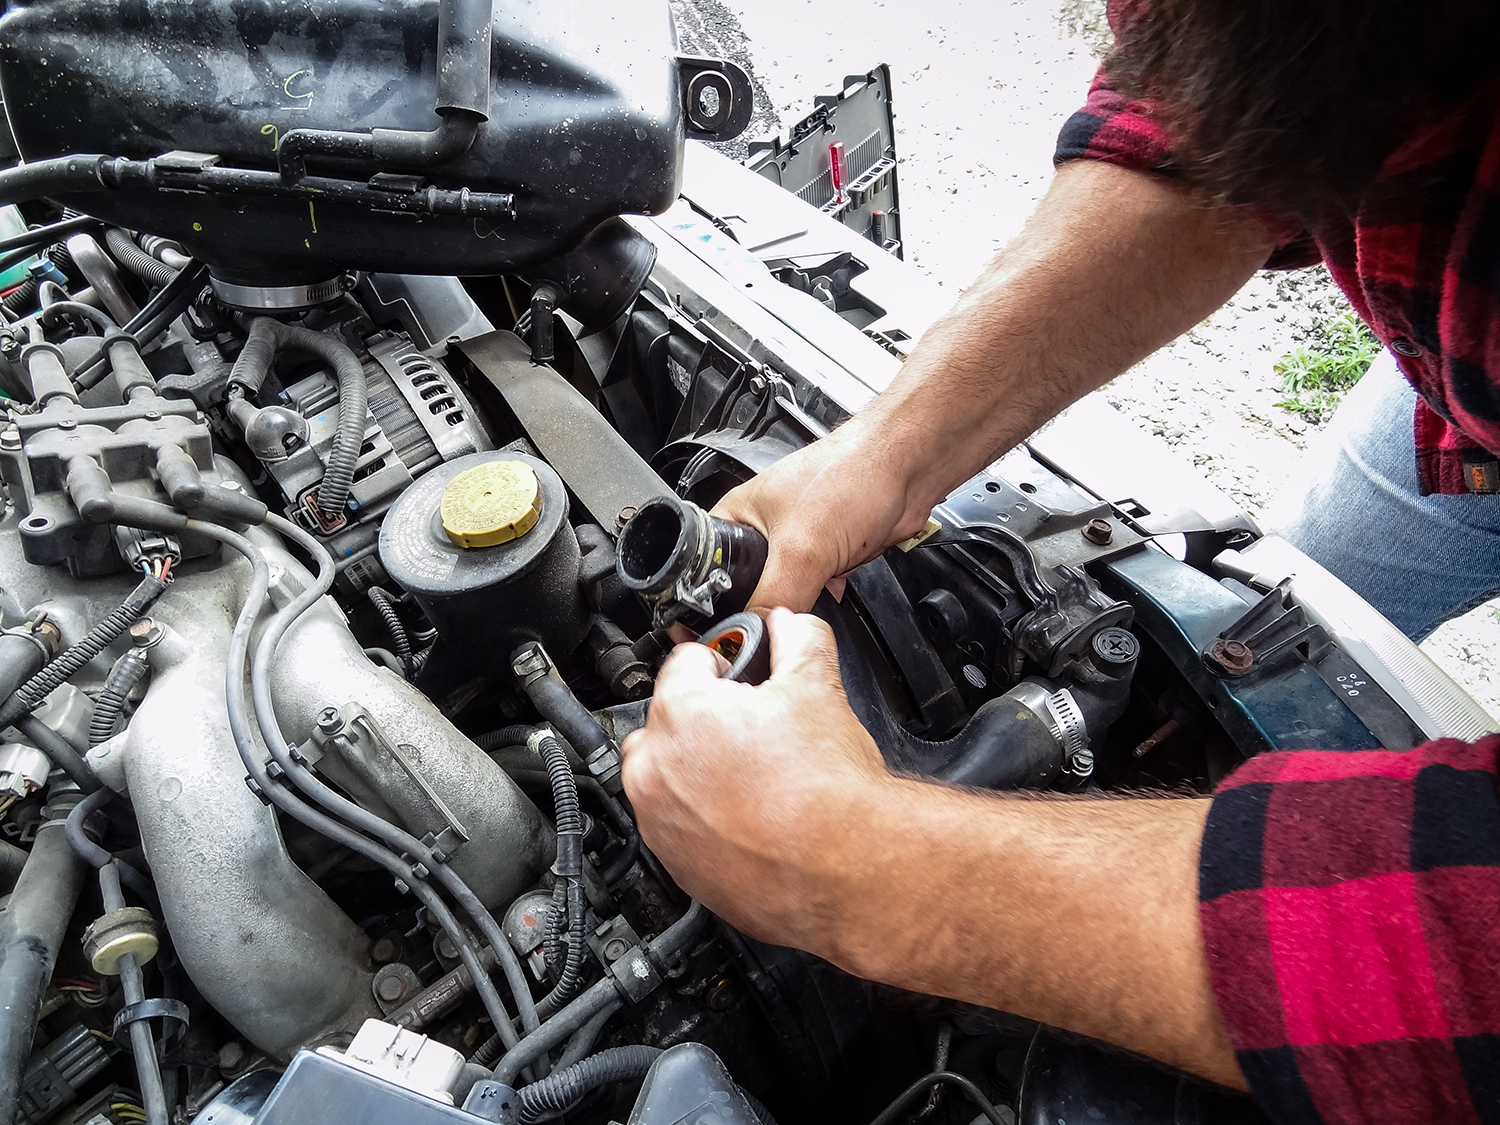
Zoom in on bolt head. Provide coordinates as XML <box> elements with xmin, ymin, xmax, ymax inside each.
<box><xmin>129</xmin><ymin>618</ymin><xmax>164</xmax><ymax>648</ymax></box>
<box><xmin>603</xmin><ymin>938</ymin><xmax>628</xmax><ymax>960</ymax></box>
<box><xmin>371</xmin><ymin>938</ymin><xmax>397</xmax><ymax>964</ymax></box>
<box><xmin>1207</xmin><ymin>637</ymin><xmax>1254</xmax><ymax>675</ymax></box>
<box><xmin>376</xmin><ymin>973</ymin><xmax>407</xmax><ymax>1002</ymax></box>
<box><xmin>1083</xmin><ymin>518</ymin><xmax>1113</xmax><ymax>545</ymax></box>
<box><xmin>434</xmin><ymin>932</ymin><xmax>458</xmax><ymax>961</ymax></box>
<box><xmin>616</xmin><ymin>506</ymin><xmax>638</xmax><ymax>529</ymax></box>
<box><xmin>316</xmin><ymin>706</ymin><xmax>343</xmax><ymax>734</ymax></box>
<box><xmin>218</xmin><ymin>1041</ymin><xmax>248</xmax><ymax>1072</ymax></box>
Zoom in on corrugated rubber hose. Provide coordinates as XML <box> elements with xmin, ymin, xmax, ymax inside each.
<box><xmin>0</xmin><ymin>574</ymin><xmax>166</xmax><ymax>730</ymax></box>
<box><xmin>88</xmin><ymin>649</ymin><xmax>150</xmax><ymax>746</ymax></box>
<box><xmin>366</xmin><ymin>587</ymin><xmax>412</xmax><ymax>673</ymax></box>
<box><xmin>534</xmin><ymin>731</ymin><xmax>586</xmax><ymax>1020</ymax></box>
<box><xmin>516</xmin><ymin>1046</ymin><xmax>662</xmax><ymax>1123</ymax></box>
<box><xmin>103</xmin><ymin>228</ymin><xmax>178</xmax><ymax>289</ymax></box>
<box><xmin>228</xmin><ymin>317</ymin><xmax>367</xmax><ymax>520</ymax></box>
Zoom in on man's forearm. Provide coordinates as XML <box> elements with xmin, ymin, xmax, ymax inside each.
<box><xmin>807</xmin><ymin>778</ymin><xmax>1243</xmax><ymax>1090</ymax></box>
<box><xmin>846</xmin><ymin>161</ymin><xmax>1274</xmax><ymax>524</ymax></box>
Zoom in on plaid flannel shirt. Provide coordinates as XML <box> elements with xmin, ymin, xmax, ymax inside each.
<box><xmin>1054</xmin><ymin>54</ymin><xmax>1500</xmax><ymax>1125</ymax></box>
<box><xmin>1056</xmin><ymin>68</ymin><xmax>1500</xmax><ymax>496</ymax></box>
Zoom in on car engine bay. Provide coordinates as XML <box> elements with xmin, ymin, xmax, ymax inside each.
<box><xmin>0</xmin><ymin>3</ymin><xmax>1492</xmax><ymax>1125</ymax></box>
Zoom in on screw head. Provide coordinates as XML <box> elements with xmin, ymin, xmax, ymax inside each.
<box><xmin>316</xmin><ymin>706</ymin><xmax>343</xmax><ymax>734</ymax></box>
<box><xmin>603</xmin><ymin>938</ymin><xmax>628</xmax><ymax>961</ymax></box>
<box><xmin>1083</xmin><ymin>518</ymin><xmax>1113</xmax><ymax>545</ymax></box>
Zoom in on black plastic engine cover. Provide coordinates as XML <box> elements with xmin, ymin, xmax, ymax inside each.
<box><xmin>0</xmin><ymin>0</ymin><xmax>685</xmax><ymax>277</ymax></box>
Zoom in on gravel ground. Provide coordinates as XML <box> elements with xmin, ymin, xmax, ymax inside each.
<box><xmin>673</xmin><ymin>0</ymin><xmax>1500</xmax><ymax>720</ymax></box>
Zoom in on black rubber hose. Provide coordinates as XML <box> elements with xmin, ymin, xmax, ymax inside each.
<box><xmin>0</xmin><ymin>214</ymin><xmax>96</xmax><ymax>255</ymax></box>
<box><xmin>74</xmin><ymin>262</ymin><xmax>208</xmax><ymax>391</ymax></box>
<box><xmin>62</xmin><ymin>789</ymin><xmax>157</xmax><ymax>909</ymax></box>
<box><xmin>517</xmin><ymin>1046</ymin><xmax>662</xmax><ymax>1123</ymax></box>
<box><xmin>816</xmin><ymin>592</ymin><xmax>1065</xmax><ymax>789</ymax></box>
<box><xmin>0</xmin><ymin>156</ymin><xmax>110</xmax><ymax>207</ymax></box>
<box><xmin>0</xmin><ymin>633</ymin><xmax>49</xmax><ymax>703</ymax></box>
<box><xmin>0</xmin><ymin>810</ymin><xmax>89</xmax><ymax>1125</ymax></box>
<box><xmin>38</xmin><ymin>300</ymin><xmax>117</xmax><ymax>336</ymax></box>
<box><xmin>0</xmin><ymin>842</ymin><xmax>25</xmax><ymax>896</ymax></box>
<box><xmin>517</xmin><ymin>670</ymin><xmax>613</xmax><ymax>771</ymax></box>
<box><xmin>0</xmin><ymin>575</ymin><xmax>166</xmax><ymax>730</ymax></box>
<box><xmin>366</xmin><ymin>587</ymin><xmax>413</xmax><ymax>670</ymax></box>
<box><xmin>103</xmin><ymin>228</ymin><xmax>177</xmax><ymax>289</ymax></box>
<box><xmin>229</xmin><ymin>319</ymin><xmax>367</xmax><ymax>519</ymax></box>
<box><xmin>15</xmin><ymin>716</ymin><xmax>101</xmax><ymax>795</ymax></box>
<box><xmin>88</xmin><ymin>650</ymin><xmax>149</xmax><ymax>746</ymax></box>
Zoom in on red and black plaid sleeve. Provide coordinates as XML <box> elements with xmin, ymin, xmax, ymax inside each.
<box><xmin>1199</xmin><ymin>737</ymin><xmax>1500</xmax><ymax>1123</ymax></box>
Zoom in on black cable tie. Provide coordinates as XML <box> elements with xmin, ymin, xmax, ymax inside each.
<box><xmin>112</xmin><ymin>996</ymin><xmax>189</xmax><ymax>1054</ymax></box>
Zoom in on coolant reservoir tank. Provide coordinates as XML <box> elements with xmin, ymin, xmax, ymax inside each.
<box><xmin>379</xmin><ymin>452</ymin><xmax>590</xmax><ymax>674</ymax></box>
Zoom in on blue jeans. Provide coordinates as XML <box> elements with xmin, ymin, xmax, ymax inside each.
<box><xmin>1270</xmin><ymin>353</ymin><xmax>1500</xmax><ymax>642</ymax></box>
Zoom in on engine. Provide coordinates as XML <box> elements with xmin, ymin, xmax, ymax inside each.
<box><xmin>0</xmin><ymin>4</ymin><xmax>1485</xmax><ymax>1125</ymax></box>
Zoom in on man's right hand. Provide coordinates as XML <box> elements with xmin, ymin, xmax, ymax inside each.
<box><xmin>711</xmin><ymin>426</ymin><xmax>932</xmax><ymax>613</ymax></box>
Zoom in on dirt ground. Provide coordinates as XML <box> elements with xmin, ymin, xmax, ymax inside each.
<box><xmin>671</xmin><ymin>0</ymin><xmax>1500</xmax><ymax>720</ymax></box>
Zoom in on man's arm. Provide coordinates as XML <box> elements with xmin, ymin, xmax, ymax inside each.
<box><xmin>719</xmin><ymin>161</ymin><xmax>1276</xmax><ymax>611</ymax></box>
<box><xmin>621</xmin><ymin>610</ymin><xmax>1245</xmax><ymax>1091</ymax></box>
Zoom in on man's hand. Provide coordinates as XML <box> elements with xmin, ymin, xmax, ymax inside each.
<box><xmin>621</xmin><ymin>608</ymin><xmax>892</xmax><ymax>948</ymax></box>
<box><xmin>624</xmin><ymin>606</ymin><xmax>1246</xmax><ymax>1091</ymax></box>
<box><xmin>711</xmin><ymin>437</ymin><xmax>930</xmax><ymax>613</ymax></box>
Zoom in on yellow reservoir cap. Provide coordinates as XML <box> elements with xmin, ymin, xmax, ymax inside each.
<box><xmin>441</xmin><ymin>460</ymin><xmax>543</xmax><ymax>548</ymax></box>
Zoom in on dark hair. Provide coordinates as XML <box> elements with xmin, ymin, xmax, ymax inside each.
<box><xmin>1105</xmin><ymin>0</ymin><xmax>1500</xmax><ymax>217</ymax></box>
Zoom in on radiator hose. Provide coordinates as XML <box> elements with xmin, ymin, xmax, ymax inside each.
<box><xmin>816</xmin><ymin>592</ymin><xmax>1135</xmax><ymax>788</ymax></box>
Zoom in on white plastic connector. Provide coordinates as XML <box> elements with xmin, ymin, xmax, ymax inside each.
<box><xmin>325</xmin><ymin>1019</ymin><xmax>466</xmax><ymax>1104</ymax></box>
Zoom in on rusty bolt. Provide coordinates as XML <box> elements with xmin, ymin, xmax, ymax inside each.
<box><xmin>1207</xmin><ymin>638</ymin><xmax>1254</xmax><ymax>676</ymax></box>
<box><xmin>130</xmin><ymin>618</ymin><xmax>165</xmax><ymax>649</ymax></box>
<box><xmin>616</xmin><ymin>506</ymin><xmax>638</xmax><ymax>530</ymax></box>
<box><xmin>376</xmin><ymin>973</ymin><xmax>407</xmax><ymax>1003</ymax></box>
<box><xmin>1083</xmin><ymin>519</ymin><xmax>1113</xmax><ymax>545</ymax></box>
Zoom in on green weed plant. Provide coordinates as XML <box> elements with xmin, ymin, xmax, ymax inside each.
<box><xmin>1274</xmin><ymin>312</ymin><xmax>1381</xmax><ymax>422</ymax></box>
